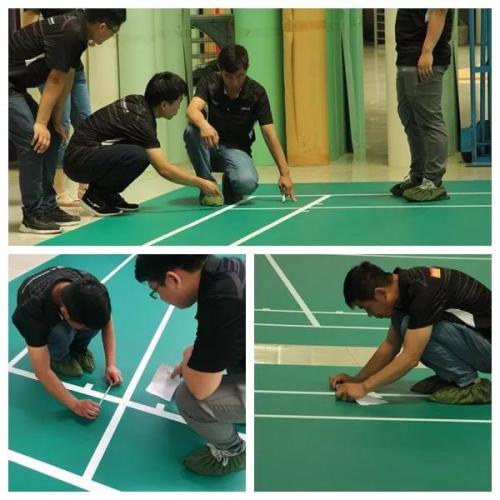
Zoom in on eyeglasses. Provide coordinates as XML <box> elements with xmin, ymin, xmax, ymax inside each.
<box><xmin>149</xmin><ymin>284</ymin><xmax>160</xmax><ymax>300</ymax></box>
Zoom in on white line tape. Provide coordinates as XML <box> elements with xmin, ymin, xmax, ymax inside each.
<box><xmin>255</xmin><ymin>323</ymin><xmax>386</xmax><ymax>330</ymax></box>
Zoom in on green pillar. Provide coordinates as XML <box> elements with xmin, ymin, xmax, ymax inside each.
<box><xmin>234</xmin><ymin>9</ymin><xmax>284</xmax><ymax>166</ymax></box>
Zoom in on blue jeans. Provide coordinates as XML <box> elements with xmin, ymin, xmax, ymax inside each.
<box><xmin>392</xmin><ymin>313</ymin><xmax>491</xmax><ymax>387</ymax></box>
<box><xmin>9</xmin><ymin>87</ymin><xmax>60</xmax><ymax>215</ymax></box>
<box><xmin>47</xmin><ymin>321</ymin><xmax>99</xmax><ymax>363</ymax></box>
<box><xmin>39</xmin><ymin>68</ymin><xmax>92</xmax><ymax>169</ymax></box>
<box><xmin>396</xmin><ymin>66</ymin><xmax>449</xmax><ymax>183</ymax></box>
<box><xmin>183</xmin><ymin>123</ymin><xmax>258</xmax><ymax>195</ymax></box>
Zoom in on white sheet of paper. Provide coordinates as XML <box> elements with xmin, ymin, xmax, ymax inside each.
<box><xmin>146</xmin><ymin>364</ymin><xmax>182</xmax><ymax>402</ymax></box>
<box><xmin>355</xmin><ymin>392</ymin><xmax>388</xmax><ymax>406</ymax></box>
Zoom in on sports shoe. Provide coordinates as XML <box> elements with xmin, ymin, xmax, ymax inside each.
<box><xmin>222</xmin><ymin>174</ymin><xmax>243</xmax><ymax>205</ymax></box>
<box><xmin>19</xmin><ymin>212</ymin><xmax>62</xmax><ymax>234</ymax></box>
<box><xmin>199</xmin><ymin>192</ymin><xmax>224</xmax><ymax>207</ymax></box>
<box><xmin>81</xmin><ymin>190</ymin><xmax>122</xmax><ymax>216</ymax></box>
<box><xmin>71</xmin><ymin>348</ymin><xmax>95</xmax><ymax>372</ymax></box>
<box><xmin>390</xmin><ymin>176</ymin><xmax>422</xmax><ymax>197</ymax></box>
<box><xmin>50</xmin><ymin>357</ymin><xmax>83</xmax><ymax>377</ymax></box>
<box><xmin>44</xmin><ymin>206</ymin><xmax>81</xmax><ymax>226</ymax></box>
<box><xmin>402</xmin><ymin>178</ymin><xmax>449</xmax><ymax>202</ymax></box>
<box><xmin>430</xmin><ymin>378</ymin><xmax>491</xmax><ymax>405</ymax></box>
<box><xmin>410</xmin><ymin>375</ymin><xmax>453</xmax><ymax>394</ymax></box>
<box><xmin>107</xmin><ymin>192</ymin><xmax>139</xmax><ymax>212</ymax></box>
<box><xmin>183</xmin><ymin>444</ymin><xmax>246</xmax><ymax>476</ymax></box>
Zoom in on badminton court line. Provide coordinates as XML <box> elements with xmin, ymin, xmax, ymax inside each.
<box><xmin>253</xmin><ymin>191</ymin><xmax>491</xmax><ymax>198</ymax></box>
<box><xmin>255</xmin><ymin>389</ymin><xmax>428</xmax><ymax>398</ymax></box>
<box><xmin>231</xmin><ymin>195</ymin><xmax>331</xmax><ymax>245</ymax></box>
<box><xmin>264</xmin><ymin>255</ymin><xmax>320</xmax><ymax>327</ymax></box>
<box><xmin>358</xmin><ymin>254</ymin><xmax>491</xmax><ymax>260</ymax></box>
<box><xmin>9</xmin><ymin>450</ymin><xmax>118</xmax><ymax>492</ymax></box>
<box><xmin>256</xmin><ymin>308</ymin><xmax>365</xmax><ymax>315</ymax></box>
<box><xmin>143</xmin><ymin>196</ymin><xmax>255</xmax><ymax>246</ymax></box>
<box><xmin>234</xmin><ymin>204</ymin><xmax>490</xmax><ymax>211</ymax></box>
<box><xmin>8</xmin><ymin>254</ymin><xmax>135</xmax><ymax>369</ymax></box>
<box><xmin>255</xmin><ymin>323</ymin><xmax>386</xmax><ymax>330</ymax></box>
<box><xmin>255</xmin><ymin>414</ymin><xmax>491</xmax><ymax>424</ymax></box>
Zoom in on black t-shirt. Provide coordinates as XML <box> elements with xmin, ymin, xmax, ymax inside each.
<box><xmin>12</xmin><ymin>267</ymin><xmax>101</xmax><ymax>348</ymax></box>
<box><xmin>395</xmin><ymin>9</ymin><xmax>453</xmax><ymax>66</ymax></box>
<box><xmin>392</xmin><ymin>266</ymin><xmax>491</xmax><ymax>341</ymax></box>
<box><xmin>188</xmin><ymin>256</ymin><xmax>246</xmax><ymax>375</ymax></box>
<box><xmin>68</xmin><ymin>95</ymin><xmax>161</xmax><ymax>158</ymax></box>
<box><xmin>195</xmin><ymin>72</ymin><xmax>273</xmax><ymax>155</ymax></box>
<box><xmin>9</xmin><ymin>10</ymin><xmax>87</xmax><ymax>90</ymax></box>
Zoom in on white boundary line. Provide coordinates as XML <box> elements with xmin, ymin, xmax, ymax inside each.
<box><xmin>83</xmin><ymin>305</ymin><xmax>175</xmax><ymax>480</ymax></box>
<box><xmin>256</xmin><ymin>308</ymin><xmax>365</xmax><ymax>315</ymax></box>
<box><xmin>264</xmin><ymin>255</ymin><xmax>320</xmax><ymax>327</ymax></box>
<box><xmin>143</xmin><ymin>196</ymin><xmax>255</xmax><ymax>246</ymax></box>
<box><xmin>358</xmin><ymin>254</ymin><xmax>491</xmax><ymax>260</ymax></box>
<box><xmin>252</xmin><ymin>191</ymin><xmax>491</xmax><ymax>198</ymax></box>
<box><xmin>8</xmin><ymin>450</ymin><xmax>118</xmax><ymax>492</ymax></box>
<box><xmin>234</xmin><ymin>204</ymin><xmax>491</xmax><ymax>211</ymax></box>
<box><xmin>255</xmin><ymin>389</ymin><xmax>427</xmax><ymax>398</ymax></box>
<box><xmin>255</xmin><ymin>323</ymin><xmax>386</xmax><ymax>330</ymax></box>
<box><xmin>255</xmin><ymin>414</ymin><xmax>491</xmax><ymax>424</ymax></box>
<box><xmin>231</xmin><ymin>195</ymin><xmax>331</xmax><ymax>245</ymax></box>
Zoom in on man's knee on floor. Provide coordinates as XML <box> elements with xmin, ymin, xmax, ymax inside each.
<box><xmin>230</xmin><ymin>175</ymin><xmax>258</xmax><ymax>195</ymax></box>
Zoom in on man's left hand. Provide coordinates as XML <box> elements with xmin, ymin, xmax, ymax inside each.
<box><xmin>335</xmin><ymin>382</ymin><xmax>368</xmax><ymax>401</ymax></box>
<box><xmin>417</xmin><ymin>51</ymin><xmax>434</xmax><ymax>81</ymax></box>
<box><xmin>105</xmin><ymin>365</ymin><xmax>123</xmax><ymax>386</ymax></box>
<box><xmin>278</xmin><ymin>174</ymin><xmax>297</xmax><ymax>201</ymax></box>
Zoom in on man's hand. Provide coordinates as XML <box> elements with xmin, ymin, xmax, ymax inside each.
<box><xmin>199</xmin><ymin>179</ymin><xmax>222</xmax><ymax>197</ymax></box>
<box><xmin>53</xmin><ymin>121</ymin><xmax>69</xmax><ymax>144</ymax></box>
<box><xmin>200</xmin><ymin>123</ymin><xmax>219</xmax><ymax>148</ymax></box>
<box><xmin>329</xmin><ymin>373</ymin><xmax>358</xmax><ymax>390</ymax></box>
<box><xmin>105</xmin><ymin>364</ymin><xmax>123</xmax><ymax>386</ymax></box>
<box><xmin>70</xmin><ymin>399</ymin><xmax>101</xmax><ymax>419</ymax></box>
<box><xmin>171</xmin><ymin>346</ymin><xmax>194</xmax><ymax>378</ymax></box>
<box><xmin>417</xmin><ymin>51</ymin><xmax>434</xmax><ymax>81</ymax></box>
<box><xmin>279</xmin><ymin>174</ymin><xmax>297</xmax><ymax>201</ymax></box>
<box><xmin>32</xmin><ymin>122</ymin><xmax>51</xmax><ymax>153</ymax></box>
<box><xmin>335</xmin><ymin>382</ymin><xmax>368</xmax><ymax>402</ymax></box>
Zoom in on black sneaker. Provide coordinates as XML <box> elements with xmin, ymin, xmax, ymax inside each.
<box><xmin>19</xmin><ymin>212</ymin><xmax>62</xmax><ymax>234</ymax></box>
<box><xmin>81</xmin><ymin>190</ymin><xmax>122</xmax><ymax>217</ymax></box>
<box><xmin>44</xmin><ymin>206</ymin><xmax>81</xmax><ymax>226</ymax></box>
<box><xmin>390</xmin><ymin>176</ymin><xmax>422</xmax><ymax>197</ymax></box>
<box><xmin>222</xmin><ymin>174</ymin><xmax>243</xmax><ymax>205</ymax></box>
<box><xmin>107</xmin><ymin>192</ymin><xmax>139</xmax><ymax>212</ymax></box>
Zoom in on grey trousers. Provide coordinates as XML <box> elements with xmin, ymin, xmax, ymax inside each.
<box><xmin>392</xmin><ymin>313</ymin><xmax>491</xmax><ymax>387</ymax></box>
<box><xmin>396</xmin><ymin>66</ymin><xmax>449</xmax><ymax>183</ymax></box>
<box><xmin>175</xmin><ymin>372</ymin><xmax>246</xmax><ymax>453</ymax></box>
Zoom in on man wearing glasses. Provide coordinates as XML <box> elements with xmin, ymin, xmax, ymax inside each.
<box><xmin>9</xmin><ymin>9</ymin><xmax>127</xmax><ymax>234</ymax></box>
<box><xmin>135</xmin><ymin>255</ymin><xmax>246</xmax><ymax>476</ymax></box>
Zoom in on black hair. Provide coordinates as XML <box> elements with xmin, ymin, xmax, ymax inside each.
<box><xmin>144</xmin><ymin>71</ymin><xmax>188</xmax><ymax>107</ymax></box>
<box><xmin>61</xmin><ymin>279</ymin><xmax>111</xmax><ymax>329</ymax></box>
<box><xmin>84</xmin><ymin>9</ymin><xmax>127</xmax><ymax>28</ymax></box>
<box><xmin>135</xmin><ymin>255</ymin><xmax>209</xmax><ymax>284</ymax></box>
<box><xmin>343</xmin><ymin>261</ymin><xmax>393</xmax><ymax>309</ymax></box>
<box><xmin>218</xmin><ymin>44</ymin><xmax>249</xmax><ymax>73</ymax></box>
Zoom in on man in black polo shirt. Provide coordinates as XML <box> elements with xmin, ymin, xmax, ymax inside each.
<box><xmin>64</xmin><ymin>72</ymin><xmax>221</xmax><ymax>216</ymax></box>
<box><xmin>135</xmin><ymin>254</ymin><xmax>245</xmax><ymax>476</ymax></box>
<box><xmin>9</xmin><ymin>9</ymin><xmax>127</xmax><ymax>233</ymax></box>
<box><xmin>330</xmin><ymin>261</ymin><xmax>491</xmax><ymax>404</ymax></box>
<box><xmin>391</xmin><ymin>9</ymin><xmax>453</xmax><ymax>202</ymax></box>
<box><xmin>185</xmin><ymin>44</ymin><xmax>296</xmax><ymax>206</ymax></box>
<box><xmin>12</xmin><ymin>266</ymin><xmax>123</xmax><ymax>420</ymax></box>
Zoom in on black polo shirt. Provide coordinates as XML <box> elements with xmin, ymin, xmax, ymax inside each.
<box><xmin>67</xmin><ymin>94</ymin><xmax>161</xmax><ymax>162</ymax></box>
<box><xmin>392</xmin><ymin>266</ymin><xmax>491</xmax><ymax>341</ymax></box>
<box><xmin>12</xmin><ymin>267</ymin><xmax>101</xmax><ymax>348</ymax></box>
<box><xmin>396</xmin><ymin>9</ymin><xmax>453</xmax><ymax>66</ymax></box>
<box><xmin>188</xmin><ymin>256</ymin><xmax>246</xmax><ymax>375</ymax></box>
<box><xmin>9</xmin><ymin>9</ymin><xmax>87</xmax><ymax>91</ymax></box>
<box><xmin>195</xmin><ymin>72</ymin><xmax>273</xmax><ymax>155</ymax></box>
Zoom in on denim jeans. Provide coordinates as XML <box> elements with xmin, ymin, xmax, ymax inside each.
<box><xmin>175</xmin><ymin>372</ymin><xmax>245</xmax><ymax>453</ymax></box>
<box><xmin>396</xmin><ymin>66</ymin><xmax>449</xmax><ymax>183</ymax></box>
<box><xmin>39</xmin><ymin>68</ymin><xmax>92</xmax><ymax>169</ymax></box>
<box><xmin>47</xmin><ymin>321</ymin><xmax>99</xmax><ymax>363</ymax></box>
<box><xmin>9</xmin><ymin>87</ymin><xmax>60</xmax><ymax>215</ymax></box>
<box><xmin>183</xmin><ymin>123</ymin><xmax>258</xmax><ymax>195</ymax></box>
<box><xmin>392</xmin><ymin>313</ymin><xmax>491</xmax><ymax>387</ymax></box>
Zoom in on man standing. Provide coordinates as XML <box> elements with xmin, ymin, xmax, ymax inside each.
<box><xmin>331</xmin><ymin>261</ymin><xmax>491</xmax><ymax>404</ymax></box>
<box><xmin>391</xmin><ymin>9</ymin><xmax>453</xmax><ymax>202</ymax></box>
<box><xmin>135</xmin><ymin>254</ymin><xmax>246</xmax><ymax>476</ymax></box>
<box><xmin>12</xmin><ymin>266</ymin><xmax>123</xmax><ymax>420</ymax></box>
<box><xmin>185</xmin><ymin>44</ymin><xmax>296</xmax><ymax>206</ymax></box>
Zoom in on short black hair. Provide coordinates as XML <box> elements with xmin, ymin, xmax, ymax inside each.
<box><xmin>84</xmin><ymin>9</ymin><xmax>127</xmax><ymax>28</ymax></box>
<box><xmin>144</xmin><ymin>72</ymin><xmax>188</xmax><ymax>107</ymax></box>
<box><xmin>135</xmin><ymin>255</ymin><xmax>208</xmax><ymax>284</ymax></box>
<box><xmin>61</xmin><ymin>279</ymin><xmax>111</xmax><ymax>329</ymax></box>
<box><xmin>218</xmin><ymin>44</ymin><xmax>249</xmax><ymax>73</ymax></box>
<box><xmin>343</xmin><ymin>261</ymin><xmax>393</xmax><ymax>309</ymax></box>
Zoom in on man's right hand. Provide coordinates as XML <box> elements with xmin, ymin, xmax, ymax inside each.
<box><xmin>329</xmin><ymin>373</ymin><xmax>358</xmax><ymax>390</ymax></box>
<box><xmin>200</xmin><ymin>179</ymin><xmax>222</xmax><ymax>197</ymax></box>
<box><xmin>32</xmin><ymin>122</ymin><xmax>51</xmax><ymax>153</ymax></box>
<box><xmin>70</xmin><ymin>399</ymin><xmax>101</xmax><ymax>420</ymax></box>
<box><xmin>200</xmin><ymin>123</ymin><xmax>219</xmax><ymax>149</ymax></box>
